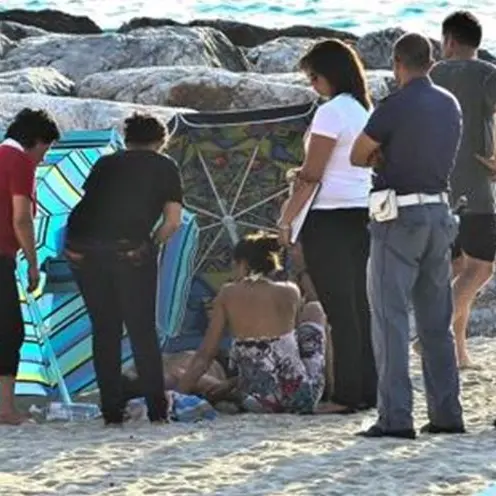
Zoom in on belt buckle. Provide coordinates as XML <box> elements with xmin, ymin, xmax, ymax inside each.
<box><xmin>418</xmin><ymin>193</ymin><xmax>424</xmax><ymax>205</ymax></box>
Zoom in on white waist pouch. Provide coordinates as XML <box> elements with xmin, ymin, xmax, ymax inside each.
<box><xmin>369</xmin><ymin>189</ymin><xmax>398</xmax><ymax>222</ymax></box>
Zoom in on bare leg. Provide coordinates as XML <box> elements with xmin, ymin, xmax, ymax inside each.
<box><xmin>452</xmin><ymin>254</ymin><xmax>493</xmax><ymax>368</ymax></box>
<box><xmin>0</xmin><ymin>375</ymin><xmax>25</xmax><ymax>425</ymax></box>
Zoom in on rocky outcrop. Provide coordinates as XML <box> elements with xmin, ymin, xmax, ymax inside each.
<box><xmin>0</xmin><ymin>20</ymin><xmax>48</xmax><ymax>41</ymax></box>
<box><xmin>0</xmin><ymin>27</ymin><xmax>250</xmax><ymax>82</ymax></box>
<box><xmin>247</xmin><ymin>37</ymin><xmax>324</xmax><ymax>73</ymax></box>
<box><xmin>357</xmin><ymin>27</ymin><xmax>496</xmax><ymax>70</ymax></box>
<box><xmin>77</xmin><ymin>66</ymin><xmax>316</xmax><ymax>111</ymax></box>
<box><xmin>118</xmin><ymin>17</ymin><xmax>358</xmax><ymax>47</ymax></box>
<box><xmin>0</xmin><ymin>68</ymin><xmax>74</xmax><ymax>96</ymax></box>
<box><xmin>0</xmin><ymin>33</ymin><xmax>16</xmax><ymax>57</ymax></box>
<box><xmin>0</xmin><ymin>9</ymin><xmax>101</xmax><ymax>34</ymax></box>
<box><xmin>76</xmin><ymin>66</ymin><xmax>394</xmax><ymax>110</ymax></box>
<box><xmin>468</xmin><ymin>279</ymin><xmax>496</xmax><ymax>337</ymax></box>
<box><xmin>0</xmin><ymin>93</ymin><xmax>194</xmax><ymax>133</ymax></box>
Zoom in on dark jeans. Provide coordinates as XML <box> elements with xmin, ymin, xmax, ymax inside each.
<box><xmin>301</xmin><ymin>208</ymin><xmax>377</xmax><ymax>408</ymax></box>
<box><xmin>67</xmin><ymin>240</ymin><xmax>168</xmax><ymax>423</ymax></box>
<box><xmin>0</xmin><ymin>255</ymin><xmax>24</xmax><ymax>377</ymax></box>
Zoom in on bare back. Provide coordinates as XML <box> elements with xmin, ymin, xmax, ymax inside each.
<box><xmin>222</xmin><ymin>278</ymin><xmax>300</xmax><ymax>340</ymax></box>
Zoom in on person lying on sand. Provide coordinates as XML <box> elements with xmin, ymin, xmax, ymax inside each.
<box><xmin>177</xmin><ymin>231</ymin><xmax>330</xmax><ymax>414</ymax></box>
<box><xmin>121</xmin><ymin>351</ymin><xmax>242</xmax><ymax>412</ymax></box>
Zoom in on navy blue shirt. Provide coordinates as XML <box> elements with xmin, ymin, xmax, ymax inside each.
<box><xmin>364</xmin><ymin>77</ymin><xmax>462</xmax><ymax>195</ymax></box>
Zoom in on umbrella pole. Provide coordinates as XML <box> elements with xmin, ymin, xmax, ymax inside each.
<box><xmin>18</xmin><ymin>276</ymin><xmax>73</xmax><ymax>406</ymax></box>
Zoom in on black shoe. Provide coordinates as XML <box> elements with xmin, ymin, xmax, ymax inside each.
<box><xmin>356</xmin><ymin>424</ymin><xmax>416</xmax><ymax>439</ymax></box>
<box><xmin>420</xmin><ymin>422</ymin><xmax>466</xmax><ymax>434</ymax></box>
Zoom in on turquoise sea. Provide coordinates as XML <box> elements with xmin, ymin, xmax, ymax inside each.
<box><xmin>1</xmin><ymin>0</ymin><xmax>496</xmax><ymax>53</ymax></box>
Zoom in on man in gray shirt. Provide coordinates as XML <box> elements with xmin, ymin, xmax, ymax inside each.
<box><xmin>430</xmin><ymin>11</ymin><xmax>496</xmax><ymax>369</ymax></box>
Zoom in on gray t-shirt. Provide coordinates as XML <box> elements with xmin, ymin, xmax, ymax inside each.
<box><xmin>431</xmin><ymin>59</ymin><xmax>496</xmax><ymax>213</ymax></box>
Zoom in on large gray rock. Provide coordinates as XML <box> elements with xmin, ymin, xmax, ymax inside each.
<box><xmin>469</xmin><ymin>278</ymin><xmax>496</xmax><ymax>337</ymax></box>
<box><xmin>247</xmin><ymin>37</ymin><xmax>324</xmax><ymax>73</ymax></box>
<box><xmin>77</xmin><ymin>65</ymin><xmax>394</xmax><ymax>110</ymax></box>
<box><xmin>0</xmin><ymin>67</ymin><xmax>74</xmax><ymax>96</ymax></box>
<box><xmin>0</xmin><ymin>9</ymin><xmax>101</xmax><ymax>34</ymax></box>
<box><xmin>118</xmin><ymin>17</ymin><xmax>358</xmax><ymax>48</ymax></box>
<box><xmin>0</xmin><ymin>21</ymin><xmax>48</xmax><ymax>41</ymax></box>
<box><xmin>0</xmin><ymin>33</ymin><xmax>16</xmax><ymax>57</ymax></box>
<box><xmin>357</xmin><ymin>27</ymin><xmax>496</xmax><ymax>70</ymax></box>
<box><xmin>77</xmin><ymin>66</ymin><xmax>316</xmax><ymax>111</ymax></box>
<box><xmin>0</xmin><ymin>27</ymin><xmax>250</xmax><ymax>82</ymax></box>
<box><xmin>0</xmin><ymin>93</ymin><xmax>194</xmax><ymax>133</ymax></box>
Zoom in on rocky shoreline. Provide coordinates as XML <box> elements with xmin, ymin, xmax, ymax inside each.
<box><xmin>0</xmin><ymin>8</ymin><xmax>496</xmax><ymax>337</ymax></box>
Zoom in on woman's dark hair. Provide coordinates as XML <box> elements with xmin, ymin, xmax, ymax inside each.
<box><xmin>124</xmin><ymin>112</ymin><xmax>166</xmax><ymax>145</ymax></box>
<box><xmin>442</xmin><ymin>11</ymin><xmax>482</xmax><ymax>49</ymax></box>
<box><xmin>233</xmin><ymin>232</ymin><xmax>282</xmax><ymax>276</ymax></box>
<box><xmin>299</xmin><ymin>39</ymin><xmax>372</xmax><ymax>111</ymax></box>
<box><xmin>5</xmin><ymin>108</ymin><xmax>60</xmax><ymax>149</ymax></box>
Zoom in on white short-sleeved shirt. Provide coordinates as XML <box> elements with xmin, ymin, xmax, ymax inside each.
<box><xmin>305</xmin><ymin>94</ymin><xmax>372</xmax><ymax>210</ymax></box>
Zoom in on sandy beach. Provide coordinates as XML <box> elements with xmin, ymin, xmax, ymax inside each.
<box><xmin>1</xmin><ymin>337</ymin><xmax>496</xmax><ymax>496</ymax></box>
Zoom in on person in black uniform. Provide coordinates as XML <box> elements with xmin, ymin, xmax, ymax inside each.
<box><xmin>65</xmin><ymin>113</ymin><xmax>183</xmax><ymax>426</ymax></box>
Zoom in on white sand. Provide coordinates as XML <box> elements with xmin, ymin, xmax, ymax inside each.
<box><xmin>2</xmin><ymin>337</ymin><xmax>496</xmax><ymax>496</ymax></box>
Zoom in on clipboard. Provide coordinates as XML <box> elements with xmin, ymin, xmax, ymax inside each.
<box><xmin>290</xmin><ymin>183</ymin><xmax>321</xmax><ymax>244</ymax></box>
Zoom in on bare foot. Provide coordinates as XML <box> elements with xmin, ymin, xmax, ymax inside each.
<box><xmin>458</xmin><ymin>357</ymin><xmax>482</xmax><ymax>371</ymax></box>
<box><xmin>0</xmin><ymin>410</ymin><xmax>28</xmax><ymax>425</ymax></box>
<box><xmin>315</xmin><ymin>402</ymin><xmax>357</xmax><ymax>414</ymax></box>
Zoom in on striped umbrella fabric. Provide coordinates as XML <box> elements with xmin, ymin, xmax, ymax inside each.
<box><xmin>11</xmin><ymin>129</ymin><xmax>127</xmax><ymax>397</ymax></box>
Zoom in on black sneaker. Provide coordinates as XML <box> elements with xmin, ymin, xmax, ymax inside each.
<box><xmin>356</xmin><ymin>424</ymin><xmax>416</xmax><ymax>440</ymax></box>
<box><xmin>420</xmin><ymin>422</ymin><xmax>466</xmax><ymax>434</ymax></box>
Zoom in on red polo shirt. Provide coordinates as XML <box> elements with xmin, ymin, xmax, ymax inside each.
<box><xmin>0</xmin><ymin>142</ymin><xmax>37</xmax><ymax>258</ymax></box>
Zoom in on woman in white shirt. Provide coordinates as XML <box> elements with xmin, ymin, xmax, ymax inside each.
<box><xmin>278</xmin><ymin>39</ymin><xmax>377</xmax><ymax>414</ymax></box>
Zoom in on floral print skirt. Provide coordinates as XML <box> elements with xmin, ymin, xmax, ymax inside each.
<box><xmin>229</xmin><ymin>322</ymin><xmax>326</xmax><ymax>413</ymax></box>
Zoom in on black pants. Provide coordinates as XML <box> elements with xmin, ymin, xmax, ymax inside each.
<box><xmin>0</xmin><ymin>255</ymin><xmax>24</xmax><ymax>377</ymax></box>
<box><xmin>68</xmin><ymin>241</ymin><xmax>167</xmax><ymax>423</ymax></box>
<box><xmin>301</xmin><ymin>209</ymin><xmax>377</xmax><ymax>408</ymax></box>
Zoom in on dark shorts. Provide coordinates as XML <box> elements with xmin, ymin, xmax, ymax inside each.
<box><xmin>452</xmin><ymin>214</ymin><xmax>496</xmax><ymax>262</ymax></box>
<box><xmin>0</xmin><ymin>255</ymin><xmax>25</xmax><ymax>377</ymax></box>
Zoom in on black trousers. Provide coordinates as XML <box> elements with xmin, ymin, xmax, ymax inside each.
<box><xmin>301</xmin><ymin>209</ymin><xmax>377</xmax><ymax>408</ymax></box>
<box><xmin>0</xmin><ymin>255</ymin><xmax>24</xmax><ymax>377</ymax></box>
<box><xmin>68</xmin><ymin>241</ymin><xmax>167</xmax><ymax>423</ymax></box>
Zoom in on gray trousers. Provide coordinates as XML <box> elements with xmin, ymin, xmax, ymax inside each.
<box><xmin>368</xmin><ymin>203</ymin><xmax>463</xmax><ymax>431</ymax></box>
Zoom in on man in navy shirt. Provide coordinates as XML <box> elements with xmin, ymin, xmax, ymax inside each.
<box><xmin>350</xmin><ymin>33</ymin><xmax>465</xmax><ymax>439</ymax></box>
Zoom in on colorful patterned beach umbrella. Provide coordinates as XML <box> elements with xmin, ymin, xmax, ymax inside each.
<box><xmin>166</xmin><ymin>102</ymin><xmax>317</xmax><ymax>336</ymax></box>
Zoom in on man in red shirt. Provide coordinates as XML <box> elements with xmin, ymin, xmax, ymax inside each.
<box><xmin>0</xmin><ymin>108</ymin><xmax>60</xmax><ymax>425</ymax></box>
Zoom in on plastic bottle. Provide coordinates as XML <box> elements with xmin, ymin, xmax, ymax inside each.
<box><xmin>43</xmin><ymin>402</ymin><xmax>101</xmax><ymax>422</ymax></box>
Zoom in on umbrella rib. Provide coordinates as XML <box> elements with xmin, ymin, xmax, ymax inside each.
<box><xmin>196</xmin><ymin>147</ymin><xmax>228</xmax><ymax>217</ymax></box>
<box><xmin>195</xmin><ymin>226</ymin><xmax>225</xmax><ymax>273</ymax></box>
<box><xmin>199</xmin><ymin>222</ymin><xmax>223</xmax><ymax>232</ymax></box>
<box><xmin>233</xmin><ymin>188</ymin><xmax>289</xmax><ymax>219</ymax></box>
<box><xmin>236</xmin><ymin>221</ymin><xmax>279</xmax><ymax>233</ymax></box>
<box><xmin>184</xmin><ymin>202</ymin><xmax>222</xmax><ymax>221</ymax></box>
<box><xmin>229</xmin><ymin>140</ymin><xmax>263</xmax><ymax>216</ymax></box>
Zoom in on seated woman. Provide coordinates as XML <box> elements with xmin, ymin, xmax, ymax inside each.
<box><xmin>177</xmin><ymin>232</ymin><xmax>327</xmax><ymax>414</ymax></box>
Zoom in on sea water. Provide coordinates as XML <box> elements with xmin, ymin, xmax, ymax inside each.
<box><xmin>1</xmin><ymin>0</ymin><xmax>495</xmax><ymax>53</ymax></box>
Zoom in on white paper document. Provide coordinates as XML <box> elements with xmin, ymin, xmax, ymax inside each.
<box><xmin>290</xmin><ymin>184</ymin><xmax>321</xmax><ymax>244</ymax></box>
